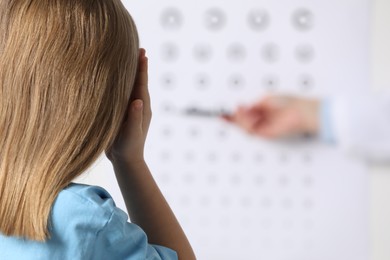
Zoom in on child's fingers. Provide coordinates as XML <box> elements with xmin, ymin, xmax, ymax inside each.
<box><xmin>131</xmin><ymin>49</ymin><xmax>151</xmax><ymax>130</ymax></box>
<box><xmin>136</xmin><ymin>49</ymin><xmax>148</xmax><ymax>88</ymax></box>
<box><xmin>126</xmin><ymin>99</ymin><xmax>144</xmax><ymax>134</ymax></box>
<box><xmin>139</xmin><ymin>55</ymin><xmax>151</xmax><ymax>131</ymax></box>
<box><xmin>132</xmin><ymin>49</ymin><xmax>148</xmax><ymax>99</ymax></box>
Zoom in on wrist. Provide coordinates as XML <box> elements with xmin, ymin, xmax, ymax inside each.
<box><xmin>301</xmin><ymin>98</ymin><xmax>320</xmax><ymax>135</ymax></box>
<box><xmin>112</xmin><ymin>159</ymin><xmax>158</xmax><ymax>200</ymax></box>
<box><xmin>107</xmin><ymin>149</ymin><xmax>145</xmax><ymax>165</ymax></box>
<box><xmin>111</xmin><ymin>157</ymin><xmax>146</xmax><ymax>171</ymax></box>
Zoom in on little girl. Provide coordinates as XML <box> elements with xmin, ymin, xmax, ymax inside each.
<box><xmin>0</xmin><ymin>0</ymin><xmax>195</xmax><ymax>259</ymax></box>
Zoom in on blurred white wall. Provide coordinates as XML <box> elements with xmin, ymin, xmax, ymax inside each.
<box><xmin>372</xmin><ymin>0</ymin><xmax>390</xmax><ymax>91</ymax></box>
<box><xmin>370</xmin><ymin>0</ymin><xmax>390</xmax><ymax>259</ymax></box>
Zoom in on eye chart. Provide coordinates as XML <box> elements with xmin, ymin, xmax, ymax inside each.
<box><xmin>80</xmin><ymin>0</ymin><xmax>371</xmax><ymax>259</ymax></box>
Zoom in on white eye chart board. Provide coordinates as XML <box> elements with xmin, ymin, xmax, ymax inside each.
<box><xmin>80</xmin><ymin>0</ymin><xmax>371</xmax><ymax>259</ymax></box>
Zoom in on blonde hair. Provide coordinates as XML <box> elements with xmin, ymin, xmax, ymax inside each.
<box><xmin>0</xmin><ymin>0</ymin><xmax>139</xmax><ymax>241</ymax></box>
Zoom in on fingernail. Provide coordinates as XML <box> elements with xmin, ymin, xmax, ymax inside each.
<box><xmin>133</xmin><ymin>100</ymin><xmax>143</xmax><ymax>110</ymax></box>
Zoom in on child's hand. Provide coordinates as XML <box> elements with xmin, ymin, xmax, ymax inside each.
<box><xmin>105</xmin><ymin>49</ymin><xmax>151</xmax><ymax>164</ymax></box>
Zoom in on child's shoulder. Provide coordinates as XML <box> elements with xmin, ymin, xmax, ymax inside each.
<box><xmin>61</xmin><ymin>182</ymin><xmax>114</xmax><ymax>207</ymax></box>
<box><xmin>52</xmin><ymin>182</ymin><xmax>120</xmax><ymax>222</ymax></box>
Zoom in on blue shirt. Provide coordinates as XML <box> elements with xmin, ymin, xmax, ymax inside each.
<box><xmin>0</xmin><ymin>183</ymin><xmax>178</xmax><ymax>260</ymax></box>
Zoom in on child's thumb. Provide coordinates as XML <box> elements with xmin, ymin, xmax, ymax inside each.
<box><xmin>128</xmin><ymin>99</ymin><xmax>143</xmax><ymax>130</ymax></box>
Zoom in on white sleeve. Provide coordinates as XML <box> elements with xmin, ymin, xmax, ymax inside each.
<box><xmin>329</xmin><ymin>92</ymin><xmax>390</xmax><ymax>163</ymax></box>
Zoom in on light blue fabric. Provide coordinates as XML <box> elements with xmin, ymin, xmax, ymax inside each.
<box><xmin>319</xmin><ymin>98</ymin><xmax>336</xmax><ymax>143</ymax></box>
<box><xmin>0</xmin><ymin>183</ymin><xmax>178</xmax><ymax>260</ymax></box>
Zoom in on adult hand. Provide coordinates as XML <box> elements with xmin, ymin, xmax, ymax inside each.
<box><xmin>223</xmin><ymin>95</ymin><xmax>320</xmax><ymax>139</ymax></box>
<box><xmin>105</xmin><ymin>48</ymin><xmax>151</xmax><ymax>163</ymax></box>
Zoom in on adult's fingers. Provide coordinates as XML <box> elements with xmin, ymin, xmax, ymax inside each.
<box><xmin>233</xmin><ymin>107</ymin><xmax>263</xmax><ymax>133</ymax></box>
<box><xmin>222</xmin><ymin>106</ymin><xmax>261</xmax><ymax>132</ymax></box>
<box><xmin>221</xmin><ymin>114</ymin><xmax>235</xmax><ymax>122</ymax></box>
